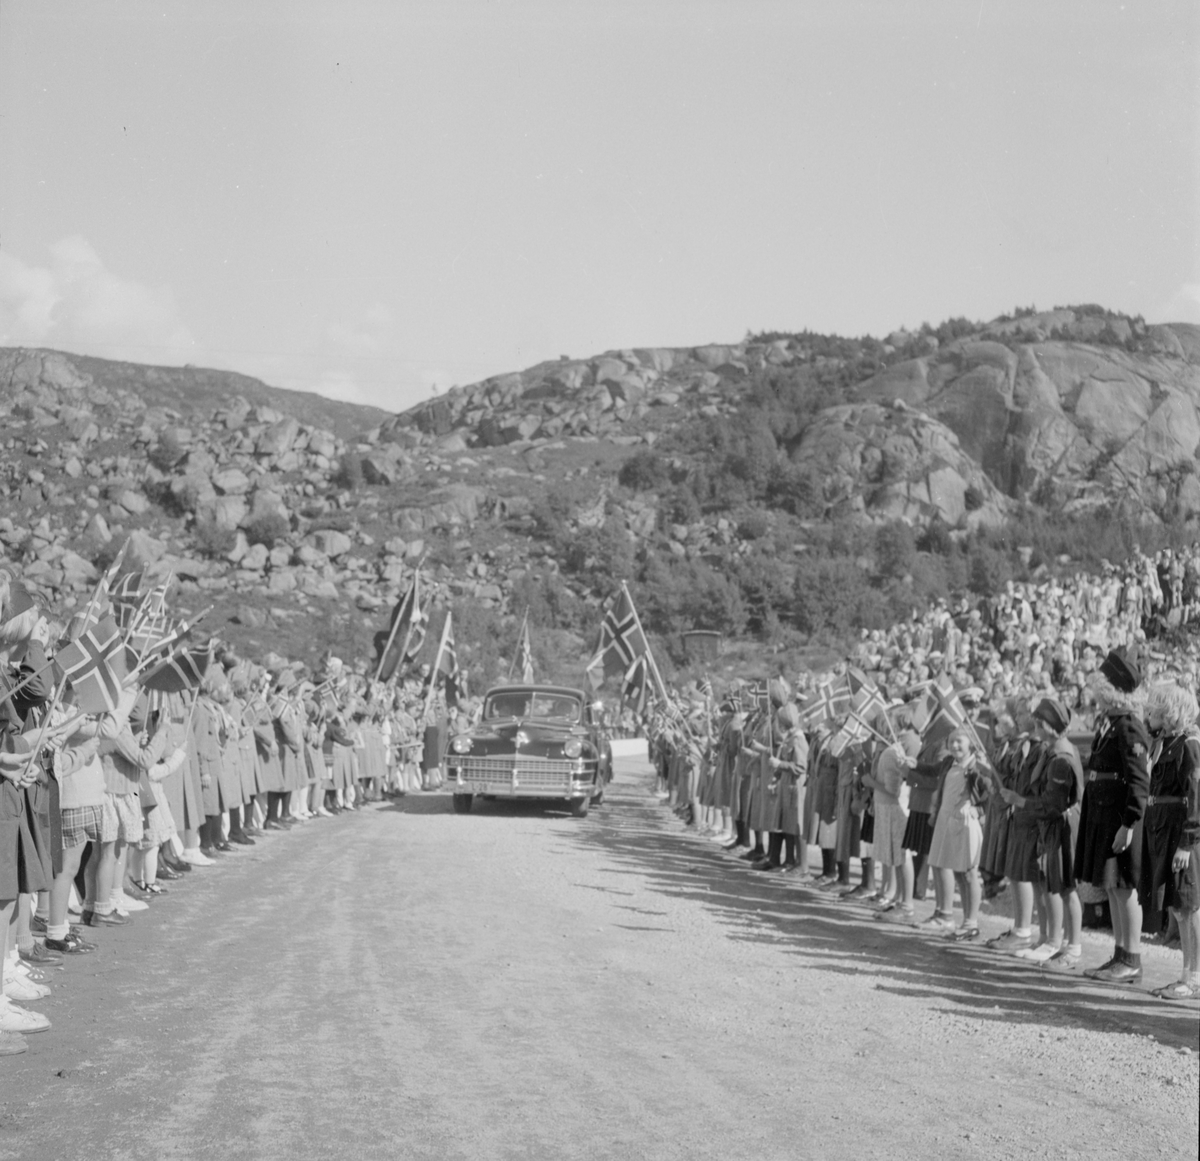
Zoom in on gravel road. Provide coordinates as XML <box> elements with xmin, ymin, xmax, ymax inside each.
<box><xmin>2</xmin><ymin>756</ymin><xmax>1197</xmax><ymax>1161</ymax></box>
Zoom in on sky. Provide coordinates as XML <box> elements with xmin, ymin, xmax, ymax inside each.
<box><xmin>0</xmin><ymin>0</ymin><xmax>1197</xmax><ymax>414</ymax></box>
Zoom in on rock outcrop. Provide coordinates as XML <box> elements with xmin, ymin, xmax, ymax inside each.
<box><xmin>2</xmin><ymin>308</ymin><xmax>1198</xmax><ymax>665</ymax></box>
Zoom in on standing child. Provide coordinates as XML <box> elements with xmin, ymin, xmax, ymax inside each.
<box><xmin>927</xmin><ymin>728</ymin><xmax>990</xmax><ymax>941</ymax></box>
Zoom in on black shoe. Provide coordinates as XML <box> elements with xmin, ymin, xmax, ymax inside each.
<box><xmin>157</xmin><ymin>865</ymin><xmax>183</xmax><ymax>881</ymax></box>
<box><xmin>214</xmin><ymin>841</ymin><xmax>235</xmax><ymax>853</ymax></box>
<box><xmin>131</xmin><ymin>879</ymin><xmax>169</xmax><ymax>896</ymax></box>
<box><xmin>19</xmin><ymin>942</ymin><xmax>63</xmax><ymax>967</ymax></box>
<box><xmin>263</xmin><ymin>820</ymin><xmax>287</xmax><ymax>831</ymax></box>
<box><xmin>229</xmin><ymin>833</ymin><xmax>256</xmax><ymax>846</ymax></box>
<box><xmin>81</xmin><ymin>909</ymin><xmax>129</xmax><ymax>927</ymax></box>
<box><xmin>739</xmin><ymin>849</ymin><xmax>765</xmax><ymax>862</ymax></box>
<box><xmin>44</xmin><ymin>933</ymin><xmax>98</xmax><ymax>955</ymax></box>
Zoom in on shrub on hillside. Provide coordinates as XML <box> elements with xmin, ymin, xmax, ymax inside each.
<box><xmin>243</xmin><ymin>511</ymin><xmax>290</xmax><ymax>548</ymax></box>
<box><xmin>618</xmin><ymin>450</ymin><xmax>671</xmax><ymax>492</ymax></box>
<box><xmin>193</xmin><ymin>518</ymin><xmax>237</xmax><ymax>559</ymax></box>
<box><xmin>793</xmin><ymin>556</ymin><xmax>889</xmax><ymax>638</ymax></box>
<box><xmin>148</xmin><ymin>430</ymin><xmax>186</xmax><ymax>472</ymax></box>
<box><xmin>736</xmin><ymin>511</ymin><xmax>770</xmax><ymax>541</ymax></box>
<box><xmin>874</xmin><ymin>521</ymin><xmax>917</xmax><ymax>579</ymax></box>
<box><xmin>333</xmin><ymin>452</ymin><xmax>364</xmax><ymax>491</ymax></box>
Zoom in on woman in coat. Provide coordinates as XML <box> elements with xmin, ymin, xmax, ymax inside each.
<box><xmin>1076</xmin><ymin>649</ymin><xmax>1150</xmax><ymax>984</ymax></box>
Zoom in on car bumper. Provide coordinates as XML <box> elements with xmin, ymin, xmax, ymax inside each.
<box><xmin>445</xmin><ymin>760</ymin><xmax>596</xmax><ymax>800</ymax></box>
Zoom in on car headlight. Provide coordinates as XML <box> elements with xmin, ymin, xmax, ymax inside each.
<box><xmin>563</xmin><ymin>738</ymin><xmax>583</xmax><ymax>758</ymax></box>
<box><xmin>450</xmin><ymin>735</ymin><xmax>473</xmax><ymax>755</ymax></box>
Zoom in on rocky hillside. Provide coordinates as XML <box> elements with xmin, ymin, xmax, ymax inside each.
<box><xmin>2</xmin><ymin>306</ymin><xmax>1199</xmax><ymax>683</ymax></box>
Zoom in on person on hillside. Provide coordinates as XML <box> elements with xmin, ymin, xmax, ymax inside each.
<box><xmin>1077</xmin><ymin>649</ymin><xmax>1150</xmax><ymax>984</ymax></box>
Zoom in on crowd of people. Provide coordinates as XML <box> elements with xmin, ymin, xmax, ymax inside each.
<box><xmin>853</xmin><ymin>544</ymin><xmax>1200</xmax><ymax>713</ymax></box>
<box><xmin>647</xmin><ymin>626</ymin><xmax>1200</xmax><ymax>1005</ymax></box>
<box><xmin>7</xmin><ymin>540</ymin><xmax>1200</xmax><ymax>1061</ymax></box>
<box><xmin>0</xmin><ymin>566</ymin><xmax>465</xmax><ymax>1059</ymax></box>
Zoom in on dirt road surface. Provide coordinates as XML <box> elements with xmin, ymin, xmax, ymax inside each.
<box><xmin>3</xmin><ymin>756</ymin><xmax>1197</xmax><ymax>1160</ymax></box>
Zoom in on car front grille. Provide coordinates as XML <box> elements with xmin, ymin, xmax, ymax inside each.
<box><xmin>449</xmin><ymin>755</ymin><xmax>588</xmax><ymax>788</ymax></box>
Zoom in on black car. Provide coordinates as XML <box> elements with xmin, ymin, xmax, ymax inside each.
<box><xmin>444</xmin><ymin>684</ymin><xmax>611</xmax><ymax>816</ymax></box>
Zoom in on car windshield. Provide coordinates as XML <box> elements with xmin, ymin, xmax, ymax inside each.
<box><xmin>484</xmin><ymin>692</ymin><xmax>581</xmax><ymax>722</ymax></box>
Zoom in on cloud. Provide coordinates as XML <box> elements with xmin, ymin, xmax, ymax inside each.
<box><xmin>327</xmin><ymin>303</ymin><xmax>393</xmax><ymax>358</ymax></box>
<box><xmin>0</xmin><ymin>236</ymin><xmax>197</xmax><ymax>364</ymax></box>
<box><xmin>1156</xmin><ymin>283</ymin><xmax>1200</xmax><ymax>325</ymax></box>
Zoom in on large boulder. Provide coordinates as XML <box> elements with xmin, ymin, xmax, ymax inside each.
<box><xmin>197</xmin><ymin>494</ymin><xmax>249</xmax><ymax>531</ymax></box>
<box><xmin>212</xmin><ymin>467</ymin><xmax>251</xmax><ymax>495</ymax></box>
<box><xmin>255</xmin><ymin>417</ymin><xmax>301</xmax><ymax>458</ymax></box>
<box><xmin>123</xmin><ymin>529</ymin><xmax>167</xmax><ymax>571</ymax></box>
<box><xmin>305</xmin><ymin>529</ymin><xmax>353</xmax><ymax>558</ymax></box>
<box><xmin>790</xmin><ymin>403</ymin><xmax>1008</xmax><ymax>527</ymax></box>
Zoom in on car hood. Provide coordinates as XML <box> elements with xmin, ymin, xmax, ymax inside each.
<box><xmin>468</xmin><ymin>717</ymin><xmax>585</xmax><ymax>745</ymax></box>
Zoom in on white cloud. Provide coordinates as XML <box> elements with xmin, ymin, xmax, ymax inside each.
<box><xmin>1156</xmin><ymin>282</ymin><xmax>1200</xmax><ymax>325</ymax></box>
<box><xmin>327</xmin><ymin>303</ymin><xmax>393</xmax><ymax>357</ymax></box>
<box><xmin>0</xmin><ymin>236</ymin><xmax>197</xmax><ymax>364</ymax></box>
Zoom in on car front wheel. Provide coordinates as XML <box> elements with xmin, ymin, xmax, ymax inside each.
<box><xmin>569</xmin><ymin>796</ymin><xmax>590</xmax><ymax>818</ymax></box>
<box><xmin>452</xmin><ymin>794</ymin><xmax>473</xmax><ymax>814</ymax></box>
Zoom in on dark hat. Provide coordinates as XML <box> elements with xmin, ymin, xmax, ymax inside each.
<box><xmin>1032</xmin><ymin>696</ymin><xmax>1070</xmax><ymax>734</ymax></box>
<box><xmin>1</xmin><ymin>582</ymin><xmax>37</xmax><ymax>625</ymax></box>
<box><xmin>1100</xmin><ymin>647</ymin><xmax>1141</xmax><ymax>693</ymax></box>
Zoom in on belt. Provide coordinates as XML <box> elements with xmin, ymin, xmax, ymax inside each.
<box><xmin>1145</xmin><ymin>795</ymin><xmax>1186</xmax><ymax>807</ymax></box>
<box><xmin>1087</xmin><ymin>771</ymin><xmax>1121</xmax><ymax>783</ymax></box>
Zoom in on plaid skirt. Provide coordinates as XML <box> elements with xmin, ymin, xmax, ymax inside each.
<box><xmin>61</xmin><ymin>803</ymin><xmax>105</xmax><ymax>849</ymax></box>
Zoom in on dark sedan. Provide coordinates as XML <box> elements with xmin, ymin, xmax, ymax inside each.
<box><xmin>444</xmin><ymin>684</ymin><xmax>611</xmax><ymax>816</ymax></box>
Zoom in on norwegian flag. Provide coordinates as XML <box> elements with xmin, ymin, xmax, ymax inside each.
<box><xmin>746</xmin><ymin>678</ymin><xmax>771</xmax><ymax>711</ymax></box>
<box><xmin>798</xmin><ymin>678</ymin><xmax>851</xmax><ymax>730</ymax></box>
<box><xmin>697</xmin><ymin>676</ymin><xmax>714</xmax><ymax>702</ymax></box>
<box><xmin>845</xmin><ymin>666</ymin><xmax>877</xmax><ymax>695</ymax></box>
<box><xmin>827</xmin><ymin>714</ymin><xmax>870</xmax><ymax>758</ymax></box>
<box><xmin>595</xmin><ymin>588</ymin><xmax>649</xmax><ymax>680</ymax></box>
<box><xmin>849</xmin><ymin>684</ymin><xmax>888</xmax><ymax>728</ymax></box>
<box><xmin>621</xmin><ymin>654</ymin><xmax>651</xmax><ymax>714</ymax></box>
<box><xmin>140</xmin><ymin>642</ymin><xmax>213</xmax><ymax>694</ymax></box>
<box><xmin>124</xmin><ymin>579</ymin><xmax>173</xmax><ymax>663</ymax></box>
<box><xmin>110</xmin><ymin>571</ymin><xmax>145</xmax><ymax>628</ymax></box>
<box><xmin>430</xmin><ymin>611</ymin><xmax>462</xmax><ymax>707</ymax></box>
<box><xmin>910</xmin><ymin>674</ymin><xmax>968</xmax><ymax>756</ymax></box>
<box><xmin>374</xmin><ymin>573</ymin><xmax>426</xmax><ymax>683</ymax></box>
<box><xmin>56</xmin><ymin>615</ymin><xmax>129</xmax><ymax>714</ymax></box>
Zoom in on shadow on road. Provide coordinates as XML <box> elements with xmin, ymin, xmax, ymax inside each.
<box><xmin>567</xmin><ymin>779</ymin><xmax>1200</xmax><ymax>1053</ymax></box>
<box><xmin>378</xmin><ymin>791</ymin><xmax>592</xmax><ymax>820</ymax></box>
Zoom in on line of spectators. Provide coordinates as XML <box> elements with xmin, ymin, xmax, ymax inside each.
<box><xmin>645</xmin><ymin>645</ymin><xmax>1200</xmax><ymax>1003</ymax></box>
<box><xmin>1</xmin><ymin>570</ymin><xmax>456</xmax><ymax>1059</ymax></box>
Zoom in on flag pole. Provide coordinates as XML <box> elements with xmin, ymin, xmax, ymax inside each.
<box><xmin>81</xmin><ymin>539</ymin><xmax>128</xmax><ymax>628</ymax></box>
<box><xmin>620</xmin><ymin>581</ymin><xmax>669</xmax><ymax>703</ymax></box>
<box><xmin>508</xmin><ymin>606</ymin><xmax>529</xmax><ymax>681</ymax></box>
<box><xmin>846</xmin><ymin>708</ymin><xmax>892</xmax><ymax>748</ymax></box>
<box><xmin>391</xmin><ymin>567</ymin><xmax>424</xmax><ymax>684</ymax></box>
<box><xmin>14</xmin><ymin>678</ymin><xmax>68</xmax><ymax>784</ymax></box>
<box><xmin>374</xmin><ymin>557</ymin><xmax>425</xmax><ymax>683</ymax></box>
<box><xmin>421</xmin><ymin>609</ymin><xmax>452</xmax><ymax>724</ymax></box>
